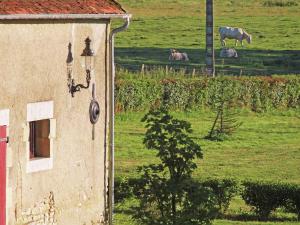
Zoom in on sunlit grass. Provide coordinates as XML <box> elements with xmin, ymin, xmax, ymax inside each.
<box><xmin>113</xmin><ymin>0</ymin><xmax>300</xmax><ymax>75</ymax></box>
<box><xmin>115</xmin><ymin>110</ymin><xmax>300</xmax><ymax>183</ymax></box>
<box><xmin>113</xmin><ymin>0</ymin><xmax>300</xmax><ymax>224</ymax></box>
<box><xmin>114</xmin><ymin>109</ymin><xmax>300</xmax><ymax>225</ymax></box>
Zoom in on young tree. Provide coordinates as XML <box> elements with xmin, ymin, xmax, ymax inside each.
<box><xmin>206</xmin><ymin>80</ymin><xmax>242</xmax><ymax>141</ymax></box>
<box><xmin>133</xmin><ymin>108</ymin><xmax>217</xmax><ymax>225</ymax></box>
<box><xmin>206</xmin><ymin>101</ymin><xmax>242</xmax><ymax>141</ymax></box>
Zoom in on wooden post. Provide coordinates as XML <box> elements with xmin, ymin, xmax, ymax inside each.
<box><xmin>192</xmin><ymin>68</ymin><xmax>196</xmax><ymax>78</ymax></box>
<box><xmin>206</xmin><ymin>0</ymin><xmax>215</xmax><ymax>77</ymax></box>
<box><xmin>141</xmin><ymin>64</ymin><xmax>145</xmax><ymax>76</ymax></box>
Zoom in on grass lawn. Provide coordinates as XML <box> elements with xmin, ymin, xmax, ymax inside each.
<box><xmin>114</xmin><ymin>109</ymin><xmax>300</xmax><ymax>225</ymax></box>
<box><xmin>112</xmin><ymin>0</ymin><xmax>300</xmax><ymax>223</ymax></box>
<box><xmin>113</xmin><ymin>0</ymin><xmax>300</xmax><ymax>75</ymax></box>
<box><xmin>115</xmin><ymin>110</ymin><xmax>300</xmax><ymax>183</ymax></box>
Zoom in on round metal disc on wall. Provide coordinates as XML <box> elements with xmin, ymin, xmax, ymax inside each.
<box><xmin>89</xmin><ymin>100</ymin><xmax>100</xmax><ymax>124</ymax></box>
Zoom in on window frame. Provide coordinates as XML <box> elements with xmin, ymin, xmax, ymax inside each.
<box><xmin>25</xmin><ymin>101</ymin><xmax>55</xmax><ymax>173</ymax></box>
<box><xmin>29</xmin><ymin>119</ymin><xmax>51</xmax><ymax>159</ymax></box>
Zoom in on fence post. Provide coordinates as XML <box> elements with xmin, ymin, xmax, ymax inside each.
<box><xmin>141</xmin><ymin>64</ymin><xmax>145</xmax><ymax>76</ymax></box>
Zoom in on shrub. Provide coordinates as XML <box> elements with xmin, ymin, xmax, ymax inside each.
<box><xmin>242</xmin><ymin>181</ymin><xmax>288</xmax><ymax>220</ymax></box>
<box><xmin>132</xmin><ymin>108</ymin><xmax>218</xmax><ymax>225</ymax></box>
<box><xmin>133</xmin><ymin>168</ymin><xmax>218</xmax><ymax>225</ymax></box>
<box><xmin>114</xmin><ymin>177</ymin><xmax>134</xmax><ymax>203</ymax></box>
<box><xmin>284</xmin><ymin>184</ymin><xmax>300</xmax><ymax>220</ymax></box>
<box><xmin>201</xmin><ymin>178</ymin><xmax>239</xmax><ymax>215</ymax></box>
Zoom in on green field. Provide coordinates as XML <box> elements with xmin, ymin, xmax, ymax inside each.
<box><xmin>114</xmin><ymin>0</ymin><xmax>300</xmax><ymax>75</ymax></box>
<box><xmin>115</xmin><ymin>110</ymin><xmax>300</xmax><ymax>183</ymax></box>
<box><xmin>114</xmin><ymin>110</ymin><xmax>300</xmax><ymax>225</ymax></box>
<box><xmin>113</xmin><ymin>0</ymin><xmax>300</xmax><ymax>224</ymax></box>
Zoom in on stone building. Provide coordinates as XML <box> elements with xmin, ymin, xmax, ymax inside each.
<box><xmin>0</xmin><ymin>0</ymin><xmax>130</xmax><ymax>224</ymax></box>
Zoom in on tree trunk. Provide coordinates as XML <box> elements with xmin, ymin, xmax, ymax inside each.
<box><xmin>209</xmin><ymin>110</ymin><xmax>220</xmax><ymax>138</ymax></box>
<box><xmin>171</xmin><ymin>193</ymin><xmax>176</xmax><ymax>225</ymax></box>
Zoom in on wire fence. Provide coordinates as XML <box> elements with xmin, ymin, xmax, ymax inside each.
<box><xmin>116</xmin><ymin>62</ymin><xmax>300</xmax><ymax>77</ymax></box>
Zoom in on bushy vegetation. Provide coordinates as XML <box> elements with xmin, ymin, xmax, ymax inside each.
<box><xmin>263</xmin><ymin>0</ymin><xmax>298</xmax><ymax>7</ymax></box>
<box><xmin>242</xmin><ymin>181</ymin><xmax>300</xmax><ymax>220</ymax></box>
<box><xmin>200</xmin><ymin>179</ymin><xmax>239</xmax><ymax>215</ymax></box>
<box><xmin>285</xmin><ymin>185</ymin><xmax>300</xmax><ymax>220</ymax></box>
<box><xmin>242</xmin><ymin>181</ymin><xmax>288</xmax><ymax>220</ymax></box>
<box><xmin>131</xmin><ymin>108</ymin><xmax>217</xmax><ymax>225</ymax></box>
<box><xmin>116</xmin><ymin>76</ymin><xmax>300</xmax><ymax>112</ymax></box>
<box><xmin>115</xmin><ymin>177</ymin><xmax>300</xmax><ymax>222</ymax></box>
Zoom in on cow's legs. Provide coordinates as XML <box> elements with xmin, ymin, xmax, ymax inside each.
<box><xmin>221</xmin><ymin>38</ymin><xmax>226</xmax><ymax>47</ymax></box>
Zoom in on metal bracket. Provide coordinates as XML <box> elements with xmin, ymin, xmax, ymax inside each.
<box><xmin>0</xmin><ymin>137</ymin><xmax>9</xmax><ymax>143</ymax></box>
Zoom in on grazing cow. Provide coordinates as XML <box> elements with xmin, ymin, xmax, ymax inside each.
<box><xmin>220</xmin><ymin>48</ymin><xmax>238</xmax><ymax>58</ymax></box>
<box><xmin>219</xmin><ymin>26</ymin><xmax>252</xmax><ymax>47</ymax></box>
<box><xmin>169</xmin><ymin>49</ymin><xmax>189</xmax><ymax>61</ymax></box>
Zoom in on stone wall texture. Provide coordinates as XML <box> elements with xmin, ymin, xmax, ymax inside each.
<box><xmin>21</xmin><ymin>192</ymin><xmax>56</xmax><ymax>225</ymax></box>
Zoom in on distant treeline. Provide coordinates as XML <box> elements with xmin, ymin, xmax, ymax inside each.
<box><xmin>115</xmin><ymin>75</ymin><xmax>300</xmax><ymax>112</ymax></box>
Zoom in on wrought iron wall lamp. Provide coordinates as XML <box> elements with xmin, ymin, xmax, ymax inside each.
<box><xmin>67</xmin><ymin>37</ymin><xmax>95</xmax><ymax>97</ymax></box>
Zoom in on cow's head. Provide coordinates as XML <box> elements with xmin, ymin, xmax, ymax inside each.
<box><xmin>246</xmin><ymin>35</ymin><xmax>252</xmax><ymax>44</ymax></box>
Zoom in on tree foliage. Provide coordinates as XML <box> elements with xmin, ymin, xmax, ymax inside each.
<box><xmin>142</xmin><ymin>108</ymin><xmax>202</xmax><ymax>179</ymax></box>
<box><xmin>132</xmin><ymin>108</ymin><xmax>217</xmax><ymax>225</ymax></box>
<box><xmin>201</xmin><ymin>178</ymin><xmax>239</xmax><ymax>214</ymax></box>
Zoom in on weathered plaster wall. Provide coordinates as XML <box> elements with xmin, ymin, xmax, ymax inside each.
<box><xmin>0</xmin><ymin>20</ymin><xmax>110</xmax><ymax>225</ymax></box>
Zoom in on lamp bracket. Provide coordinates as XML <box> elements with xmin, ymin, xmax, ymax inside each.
<box><xmin>68</xmin><ymin>70</ymin><xmax>91</xmax><ymax>97</ymax></box>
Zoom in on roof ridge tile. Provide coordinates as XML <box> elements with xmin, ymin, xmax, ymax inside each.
<box><xmin>0</xmin><ymin>0</ymin><xmax>126</xmax><ymax>15</ymax></box>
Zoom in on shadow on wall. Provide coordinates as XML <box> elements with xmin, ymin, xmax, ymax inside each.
<box><xmin>115</xmin><ymin>47</ymin><xmax>300</xmax><ymax>75</ymax></box>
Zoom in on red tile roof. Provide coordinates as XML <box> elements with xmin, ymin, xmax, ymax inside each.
<box><xmin>0</xmin><ymin>0</ymin><xmax>126</xmax><ymax>15</ymax></box>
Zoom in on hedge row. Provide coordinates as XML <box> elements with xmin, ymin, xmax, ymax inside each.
<box><xmin>115</xmin><ymin>178</ymin><xmax>300</xmax><ymax>220</ymax></box>
<box><xmin>115</xmin><ymin>76</ymin><xmax>300</xmax><ymax>112</ymax></box>
<box><xmin>242</xmin><ymin>181</ymin><xmax>300</xmax><ymax>220</ymax></box>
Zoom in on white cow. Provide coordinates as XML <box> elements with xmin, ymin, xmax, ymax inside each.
<box><xmin>220</xmin><ymin>48</ymin><xmax>238</xmax><ymax>58</ymax></box>
<box><xmin>169</xmin><ymin>49</ymin><xmax>189</xmax><ymax>61</ymax></box>
<box><xmin>219</xmin><ymin>26</ymin><xmax>252</xmax><ymax>47</ymax></box>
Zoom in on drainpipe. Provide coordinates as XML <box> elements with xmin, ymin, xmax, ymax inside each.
<box><xmin>108</xmin><ymin>15</ymin><xmax>130</xmax><ymax>225</ymax></box>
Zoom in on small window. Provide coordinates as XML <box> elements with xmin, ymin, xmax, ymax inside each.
<box><xmin>29</xmin><ymin>119</ymin><xmax>50</xmax><ymax>159</ymax></box>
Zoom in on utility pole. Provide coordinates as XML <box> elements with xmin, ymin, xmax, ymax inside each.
<box><xmin>206</xmin><ymin>0</ymin><xmax>215</xmax><ymax>77</ymax></box>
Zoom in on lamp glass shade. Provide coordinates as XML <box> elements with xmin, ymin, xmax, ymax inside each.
<box><xmin>81</xmin><ymin>55</ymin><xmax>94</xmax><ymax>71</ymax></box>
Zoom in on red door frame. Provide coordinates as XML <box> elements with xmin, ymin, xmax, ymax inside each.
<box><xmin>0</xmin><ymin>126</ymin><xmax>6</xmax><ymax>225</ymax></box>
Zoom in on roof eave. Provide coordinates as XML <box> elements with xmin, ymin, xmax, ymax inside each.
<box><xmin>0</xmin><ymin>13</ymin><xmax>132</xmax><ymax>20</ymax></box>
